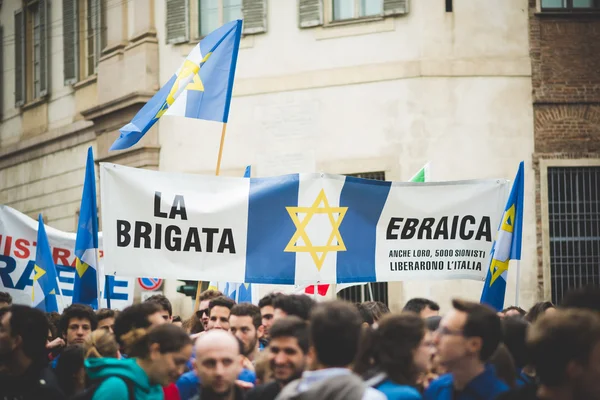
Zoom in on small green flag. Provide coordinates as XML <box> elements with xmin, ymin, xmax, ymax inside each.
<box><xmin>409</xmin><ymin>162</ymin><xmax>431</xmax><ymax>183</ymax></box>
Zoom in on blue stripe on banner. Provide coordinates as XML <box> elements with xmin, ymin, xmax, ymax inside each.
<box><xmin>336</xmin><ymin>177</ymin><xmax>392</xmax><ymax>283</ymax></box>
<box><xmin>184</xmin><ymin>90</ymin><xmax>205</xmax><ymax>118</ymax></box>
<box><xmin>245</xmin><ymin>175</ymin><xmax>300</xmax><ymax>284</ymax></box>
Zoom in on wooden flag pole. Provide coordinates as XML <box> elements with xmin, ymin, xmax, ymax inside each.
<box><xmin>194</xmin><ymin>123</ymin><xmax>229</xmax><ymax>311</ymax></box>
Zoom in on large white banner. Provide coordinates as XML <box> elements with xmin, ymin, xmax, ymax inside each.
<box><xmin>0</xmin><ymin>205</ymin><xmax>134</xmax><ymax>310</ymax></box>
<box><xmin>101</xmin><ymin>164</ymin><xmax>509</xmax><ymax>285</ymax></box>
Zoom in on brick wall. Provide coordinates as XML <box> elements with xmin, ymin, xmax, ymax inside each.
<box><xmin>529</xmin><ymin>0</ymin><xmax>600</xmax><ymax>299</ymax></box>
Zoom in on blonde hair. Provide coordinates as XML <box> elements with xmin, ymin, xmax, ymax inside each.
<box><xmin>83</xmin><ymin>329</ymin><xmax>120</xmax><ymax>359</ymax></box>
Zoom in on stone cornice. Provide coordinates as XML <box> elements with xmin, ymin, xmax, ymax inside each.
<box><xmin>81</xmin><ymin>91</ymin><xmax>155</xmax><ymax>122</ymax></box>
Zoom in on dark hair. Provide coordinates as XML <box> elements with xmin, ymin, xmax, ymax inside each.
<box><xmin>525</xmin><ymin>301</ymin><xmax>555</xmax><ymax>323</ymax></box>
<box><xmin>189</xmin><ymin>313</ymin><xmax>204</xmax><ymax>334</ymax></box>
<box><xmin>489</xmin><ymin>343</ymin><xmax>517</xmax><ymax>389</ymax></box>
<box><xmin>403</xmin><ymin>298</ymin><xmax>440</xmax><ymax>314</ymax></box>
<box><xmin>144</xmin><ymin>294</ymin><xmax>172</xmax><ymax>317</ymax></box>
<box><xmin>113</xmin><ymin>303</ymin><xmax>161</xmax><ymax>347</ymax></box>
<box><xmin>55</xmin><ymin>345</ymin><xmax>85</xmax><ymax>397</ymax></box>
<box><xmin>172</xmin><ymin>315</ymin><xmax>182</xmax><ymax>323</ymax></box>
<box><xmin>528</xmin><ymin>309</ymin><xmax>600</xmax><ymax>386</ymax></box>
<box><xmin>258</xmin><ymin>293</ymin><xmax>278</xmax><ymax>309</ymax></box>
<box><xmin>560</xmin><ymin>285</ymin><xmax>600</xmax><ymax>313</ymax></box>
<box><xmin>354</xmin><ymin>313</ymin><xmax>425</xmax><ymax>385</ymax></box>
<box><xmin>501</xmin><ymin>306</ymin><xmax>526</xmax><ymax>316</ymax></box>
<box><xmin>59</xmin><ymin>304</ymin><xmax>98</xmax><ymax>335</ymax></box>
<box><xmin>230</xmin><ymin>303</ymin><xmax>261</xmax><ymax>329</ymax></box>
<box><xmin>356</xmin><ymin>301</ymin><xmax>390</xmax><ymax>325</ymax></box>
<box><xmin>208</xmin><ymin>296</ymin><xmax>236</xmax><ymax>313</ymax></box>
<box><xmin>96</xmin><ymin>308</ymin><xmax>117</xmax><ymax>322</ymax></box>
<box><xmin>2</xmin><ymin>305</ymin><xmax>49</xmax><ymax>363</ymax></box>
<box><xmin>46</xmin><ymin>311</ymin><xmax>61</xmax><ymax>340</ymax></box>
<box><xmin>0</xmin><ymin>291</ymin><xmax>12</xmax><ymax>305</ymax></box>
<box><xmin>269</xmin><ymin>316</ymin><xmax>310</xmax><ymax>354</ymax></box>
<box><xmin>122</xmin><ymin>324</ymin><xmax>192</xmax><ymax>359</ymax></box>
<box><xmin>425</xmin><ymin>316</ymin><xmax>442</xmax><ymax>332</ymax></box>
<box><xmin>501</xmin><ymin>316</ymin><xmax>529</xmax><ymax>369</ymax></box>
<box><xmin>310</xmin><ymin>301</ymin><xmax>362</xmax><ymax>367</ymax></box>
<box><xmin>273</xmin><ymin>294</ymin><xmax>316</xmax><ymax>321</ymax></box>
<box><xmin>452</xmin><ymin>299</ymin><xmax>502</xmax><ymax>361</ymax></box>
<box><xmin>200</xmin><ymin>290</ymin><xmax>224</xmax><ymax>302</ymax></box>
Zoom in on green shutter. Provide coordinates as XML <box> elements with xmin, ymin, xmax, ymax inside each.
<box><xmin>242</xmin><ymin>0</ymin><xmax>267</xmax><ymax>35</ymax></box>
<box><xmin>63</xmin><ymin>0</ymin><xmax>79</xmax><ymax>84</ymax></box>
<box><xmin>39</xmin><ymin>0</ymin><xmax>50</xmax><ymax>97</ymax></box>
<box><xmin>383</xmin><ymin>0</ymin><xmax>408</xmax><ymax>16</ymax></box>
<box><xmin>298</xmin><ymin>0</ymin><xmax>323</xmax><ymax>28</ymax></box>
<box><xmin>166</xmin><ymin>0</ymin><xmax>189</xmax><ymax>44</ymax></box>
<box><xmin>14</xmin><ymin>9</ymin><xmax>25</xmax><ymax>107</ymax></box>
<box><xmin>0</xmin><ymin>26</ymin><xmax>3</xmax><ymax>118</ymax></box>
<box><xmin>92</xmin><ymin>0</ymin><xmax>104</xmax><ymax>71</ymax></box>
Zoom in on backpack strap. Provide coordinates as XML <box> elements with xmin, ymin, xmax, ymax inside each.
<box><xmin>364</xmin><ymin>372</ymin><xmax>388</xmax><ymax>388</ymax></box>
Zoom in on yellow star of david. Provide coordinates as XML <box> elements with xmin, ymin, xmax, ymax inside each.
<box><xmin>489</xmin><ymin>204</ymin><xmax>516</xmax><ymax>286</ymax></box>
<box><xmin>284</xmin><ymin>189</ymin><xmax>348</xmax><ymax>271</ymax></box>
<box><xmin>76</xmin><ymin>257</ymin><xmax>89</xmax><ymax>278</ymax></box>
<box><xmin>31</xmin><ymin>265</ymin><xmax>46</xmax><ymax>302</ymax></box>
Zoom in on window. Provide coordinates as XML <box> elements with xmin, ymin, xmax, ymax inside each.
<box><xmin>62</xmin><ymin>0</ymin><xmax>105</xmax><ymax>85</ymax></box>
<box><xmin>547</xmin><ymin>166</ymin><xmax>600</xmax><ymax>304</ymax></box>
<box><xmin>298</xmin><ymin>0</ymin><xmax>407</xmax><ymax>29</ymax></box>
<box><xmin>541</xmin><ymin>0</ymin><xmax>600</xmax><ymax>10</ymax></box>
<box><xmin>14</xmin><ymin>0</ymin><xmax>49</xmax><ymax>106</ymax></box>
<box><xmin>336</xmin><ymin>171</ymin><xmax>389</xmax><ymax>306</ymax></box>
<box><xmin>332</xmin><ymin>0</ymin><xmax>383</xmax><ymax>21</ymax></box>
<box><xmin>165</xmin><ymin>0</ymin><xmax>267</xmax><ymax>45</ymax></box>
<box><xmin>199</xmin><ymin>0</ymin><xmax>242</xmax><ymax>37</ymax></box>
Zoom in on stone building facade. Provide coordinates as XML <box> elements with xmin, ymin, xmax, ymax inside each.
<box><xmin>0</xmin><ymin>0</ymin><xmax>550</xmax><ymax>315</ymax></box>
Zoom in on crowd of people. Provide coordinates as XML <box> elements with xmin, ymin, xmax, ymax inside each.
<box><xmin>0</xmin><ymin>285</ymin><xmax>599</xmax><ymax>400</ymax></box>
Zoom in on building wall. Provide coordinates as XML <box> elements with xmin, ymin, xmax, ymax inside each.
<box><xmin>529</xmin><ymin>0</ymin><xmax>600</xmax><ymax>301</ymax></box>
<box><xmin>0</xmin><ymin>0</ymin><xmax>96</xmax><ymax>231</ymax></box>
<box><xmin>154</xmin><ymin>0</ymin><xmax>537</xmax><ymax>313</ymax></box>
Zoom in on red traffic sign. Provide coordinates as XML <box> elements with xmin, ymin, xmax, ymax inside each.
<box><xmin>138</xmin><ymin>277</ymin><xmax>163</xmax><ymax>291</ymax></box>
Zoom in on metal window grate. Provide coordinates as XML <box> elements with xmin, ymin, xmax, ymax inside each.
<box><xmin>547</xmin><ymin>166</ymin><xmax>600</xmax><ymax>304</ymax></box>
<box><xmin>337</xmin><ymin>171</ymin><xmax>389</xmax><ymax>305</ymax></box>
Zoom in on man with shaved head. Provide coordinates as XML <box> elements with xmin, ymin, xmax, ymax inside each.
<box><xmin>190</xmin><ymin>330</ymin><xmax>245</xmax><ymax>400</ymax></box>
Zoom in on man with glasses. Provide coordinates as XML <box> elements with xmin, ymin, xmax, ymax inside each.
<box><xmin>196</xmin><ymin>290</ymin><xmax>224</xmax><ymax>331</ymax></box>
<box><xmin>424</xmin><ymin>299</ymin><xmax>508</xmax><ymax>400</ymax></box>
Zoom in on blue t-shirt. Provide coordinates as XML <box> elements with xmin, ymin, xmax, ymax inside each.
<box><xmin>375</xmin><ymin>379</ymin><xmax>422</xmax><ymax>400</ymax></box>
<box><xmin>424</xmin><ymin>365</ymin><xmax>508</xmax><ymax>400</ymax></box>
<box><xmin>176</xmin><ymin>369</ymin><xmax>256</xmax><ymax>400</ymax></box>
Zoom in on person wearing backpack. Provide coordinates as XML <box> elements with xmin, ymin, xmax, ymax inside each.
<box><xmin>82</xmin><ymin>324</ymin><xmax>192</xmax><ymax>400</ymax></box>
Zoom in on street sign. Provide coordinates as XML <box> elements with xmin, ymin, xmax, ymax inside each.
<box><xmin>138</xmin><ymin>277</ymin><xmax>163</xmax><ymax>291</ymax></box>
<box><xmin>140</xmin><ymin>291</ymin><xmax>161</xmax><ymax>302</ymax></box>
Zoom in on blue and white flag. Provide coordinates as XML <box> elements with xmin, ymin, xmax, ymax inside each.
<box><xmin>480</xmin><ymin>162</ymin><xmax>524</xmax><ymax>311</ymax></box>
<box><xmin>73</xmin><ymin>147</ymin><xmax>101</xmax><ymax>309</ymax></box>
<box><xmin>111</xmin><ymin>20</ymin><xmax>242</xmax><ymax>150</ymax></box>
<box><xmin>100</xmin><ymin>164</ymin><xmax>509</xmax><ymax>285</ymax></box>
<box><xmin>32</xmin><ymin>215</ymin><xmax>60</xmax><ymax>312</ymax></box>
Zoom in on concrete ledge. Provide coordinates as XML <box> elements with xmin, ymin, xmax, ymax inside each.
<box><xmin>0</xmin><ymin>120</ymin><xmax>95</xmax><ymax>169</ymax></box>
<box><xmin>81</xmin><ymin>91</ymin><xmax>155</xmax><ymax>121</ymax></box>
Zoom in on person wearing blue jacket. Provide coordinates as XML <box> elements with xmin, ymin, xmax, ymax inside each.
<box><xmin>354</xmin><ymin>313</ymin><xmax>430</xmax><ymax>400</ymax></box>
<box><xmin>424</xmin><ymin>299</ymin><xmax>508</xmax><ymax>400</ymax></box>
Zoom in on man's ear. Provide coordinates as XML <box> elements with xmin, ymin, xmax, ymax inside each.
<box><xmin>257</xmin><ymin>325</ymin><xmax>265</xmax><ymax>339</ymax></box>
<box><xmin>466</xmin><ymin>337</ymin><xmax>483</xmax><ymax>356</ymax></box>
<box><xmin>149</xmin><ymin>342</ymin><xmax>161</xmax><ymax>360</ymax></box>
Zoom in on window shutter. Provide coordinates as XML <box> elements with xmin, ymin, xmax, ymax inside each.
<box><xmin>63</xmin><ymin>0</ymin><xmax>79</xmax><ymax>84</ymax></box>
<box><xmin>0</xmin><ymin>26</ymin><xmax>3</xmax><ymax>118</ymax></box>
<box><xmin>92</xmin><ymin>0</ymin><xmax>103</xmax><ymax>71</ymax></box>
<box><xmin>39</xmin><ymin>0</ymin><xmax>50</xmax><ymax>97</ymax></box>
<box><xmin>14</xmin><ymin>9</ymin><xmax>25</xmax><ymax>107</ymax></box>
<box><xmin>383</xmin><ymin>0</ymin><xmax>408</xmax><ymax>16</ymax></box>
<box><xmin>166</xmin><ymin>0</ymin><xmax>189</xmax><ymax>44</ymax></box>
<box><xmin>242</xmin><ymin>0</ymin><xmax>267</xmax><ymax>35</ymax></box>
<box><xmin>298</xmin><ymin>0</ymin><xmax>323</xmax><ymax>28</ymax></box>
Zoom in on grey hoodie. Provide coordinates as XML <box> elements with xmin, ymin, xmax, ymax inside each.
<box><xmin>275</xmin><ymin>368</ymin><xmax>385</xmax><ymax>400</ymax></box>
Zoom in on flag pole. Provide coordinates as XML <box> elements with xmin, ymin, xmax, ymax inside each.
<box><xmin>368</xmin><ymin>283</ymin><xmax>375</xmax><ymax>302</ymax></box>
<box><xmin>515</xmin><ymin>260</ymin><xmax>521</xmax><ymax>307</ymax></box>
<box><xmin>194</xmin><ymin>123</ymin><xmax>229</xmax><ymax>310</ymax></box>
